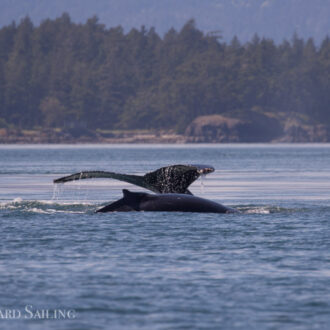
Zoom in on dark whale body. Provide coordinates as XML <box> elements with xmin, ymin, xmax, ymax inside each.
<box><xmin>97</xmin><ymin>189</ymin><xmax>237</xmax><ymax>214</ymax></box>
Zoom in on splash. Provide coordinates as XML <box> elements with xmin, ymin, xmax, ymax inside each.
<box><xmin>243</xmin><ymin>207</ymin><xmax>271</xmax><ymax>214</ymax></box>
<box><xmin>77</xmin><ymin>172</ymin><xmax>83</xmax><ymax>195</ymax></box>
<box><xmin>52</xmin><ymin>183</ymin><xmax>64</xmax><ymax>200</ymax></box>
<box><xmin>52</xmin><ymin>175</ymin><xmax>88</xmax><ymax>202</ymax></box>
<box><xmin>77</xmin><ymin>172</ymin><xmax>88</xmax><ymax>202</ymax></box>
<box><xmin>237</xmin><ymin>205</ymin><xmax>292</xmax><ymax>214</ymax></box>
<box><xmin>0</xmin><ymin>199</ymin><xmax>95</xmax><ymax>214</ymax></box>
<box><xmin>200</xmin><ymin>174</ymin><xmax>206</xmax><ymax>194</ymax></box>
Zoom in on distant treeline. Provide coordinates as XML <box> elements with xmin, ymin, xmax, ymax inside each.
<box><xmin>0</xmin><ymin>14</ymin><xmax>329</xmax><ymax>132</ymax></box>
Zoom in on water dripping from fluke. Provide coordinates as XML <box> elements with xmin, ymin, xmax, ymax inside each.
<box><xmin>200</xmin><ymin>174</ymin><xmax>206</xmax><ymax>195</ymax></box>
<box><xmin>52</xmin><ymin>183</ymin><xmax>64</xmax><ymax>200</ymax></box>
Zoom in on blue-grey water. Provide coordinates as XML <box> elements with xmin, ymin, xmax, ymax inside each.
<box><xmin>0</xmin><ymin>144</ymin><xmax>330</xmax><ymax>330</ymax></box>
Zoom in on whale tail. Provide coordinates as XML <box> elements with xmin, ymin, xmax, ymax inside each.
<box><xmin>54</xmin><ymin>164</ymin><xmax>214</xmax><ymax>194</ymax></box>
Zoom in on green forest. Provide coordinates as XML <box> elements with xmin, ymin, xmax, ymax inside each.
<box><xmin>0</xmin><ymin>14</ymin><xmax>329</xmax><ymax>134</ymax></box>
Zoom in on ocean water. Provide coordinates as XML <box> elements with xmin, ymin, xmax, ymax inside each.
<box><xmin>0</xmin><ymin>144</ymin><xmax>330</xmax><ymax>330</ymax></box>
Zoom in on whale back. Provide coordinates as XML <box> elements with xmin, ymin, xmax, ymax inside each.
<box><xmin>97</xmin><ymin>189</ymin><xmax>236</xmax><ymax>214</ymax></box>
<box><xmin>139</xmin><ymin>192</ymin><xmax>232</xmax><ymax>213</ymax></box>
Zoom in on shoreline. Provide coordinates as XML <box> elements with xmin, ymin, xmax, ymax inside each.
<box><xmin>1</xmin><ymin>127</ymin><xmax>330</xmax><ymax>144</ymax></box>
<box><xmin>0</xmin><ymin>128</ymin><xmax>187</xmax><ymax>144</ymax></box>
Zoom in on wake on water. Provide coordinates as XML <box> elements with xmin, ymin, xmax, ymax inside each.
<box><xmin>0</xmin><ymin>198</ymin><xmax>310</xmax><ymax>216</ymax></box>
<box><xmin>0</xmin><ymin>199</ymin><xmax>95</xmax><ymax>215</ymax></box>
<box><xmin>0</xmin><ymin>178</ymin><xmax>317</xmax><ymax>216</ymax></box>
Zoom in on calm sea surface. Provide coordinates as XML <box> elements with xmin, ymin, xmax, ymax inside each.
<box><xmin>0</xmin><ymin>144</ymin><xmax>330</xmax><ymax>329</ymax></box>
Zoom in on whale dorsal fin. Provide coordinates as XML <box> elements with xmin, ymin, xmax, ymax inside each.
<box><xmin>122</xmin><ymin>189</ymin><xmax>132</xmax><ymax>198</ymax></box>
<box><xmin>122</xmin><ymin>189</ymin><xmax>147</xmax><ymax>200</ymax></box>
<box><xmin>121</xmin><ymin>189</ymin><xmax>149</xmax><ymax>210</ymax></box>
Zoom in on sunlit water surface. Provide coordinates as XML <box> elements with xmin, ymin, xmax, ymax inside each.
<box><xmin>0</xmin><ymin>144</ymin><xmax>330</xmax><ymax>329</ymax></box>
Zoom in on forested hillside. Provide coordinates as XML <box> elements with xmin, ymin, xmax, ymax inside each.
<box><xmin>0</xmin><ymin>14</ymin><xmax>329</xmax><ymax>135</ymax></box>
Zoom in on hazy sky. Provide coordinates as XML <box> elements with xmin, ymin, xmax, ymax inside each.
<box><xmin>1</xmin><ymin>0</ymin><xmax>329</xmax><ymax>43</ymax></box>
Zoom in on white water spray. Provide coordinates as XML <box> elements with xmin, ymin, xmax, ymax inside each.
<box><xmin>52</xmin><ymin>183</ymin><xmax>64</xmax><ymax>200</ymax></box>
<box><xmin>200</xmin><ymin>174</ymin><xmax>206</xmax><ymax>194</ymax></box>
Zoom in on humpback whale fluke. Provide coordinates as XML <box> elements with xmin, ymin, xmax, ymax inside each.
<box><xmin>53</xmin><ymin>164</ymin><xmax>214</xmax><ymax>194</ymax></box>
<box><xmin>96</xmin><ymin>189</ymin><xmax>236</xmax><ymax>214</ymax></box>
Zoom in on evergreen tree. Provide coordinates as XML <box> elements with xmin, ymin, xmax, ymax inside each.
<box><xmin>0</xmin><ymin>14</ymin><xmax>328</xmax><ymax>132</ymax></box>
<box><xmin>4</xmin><ymin>17</ymin><xmax>34</xmax><ymax>127</ymax></box>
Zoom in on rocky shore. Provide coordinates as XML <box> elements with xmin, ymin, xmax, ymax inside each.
<box><xmin>0</xmin><ymin>128</ymin><xmax>186</xmax><ymax>144</ymax></box>
<box><xmin>1</xmin><ymin>113</ymin><xmax>329</xmax><ymax>144</ymax></box>
<box><xmin>185</xmin><ymin>113</ymin><xmax>330</xmax><ymax>143</ymax></box>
